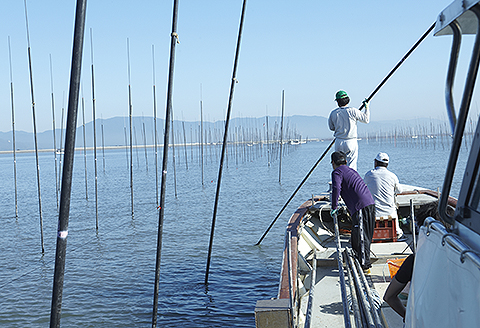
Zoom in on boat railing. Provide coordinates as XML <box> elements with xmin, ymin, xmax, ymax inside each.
<box><xmin>303</xmin><ymin>251</ymin><xmax>316</xmax><ymax>328</ymax></box>
<box><xmin>286</xmin><ymin>229</ymin><xmax>297</xmax><ymax>328</ymax></box>
<box><xmin>436</xmin><ymin>3</ymin><xmax>480</xmax><ymax>228</ymax></box>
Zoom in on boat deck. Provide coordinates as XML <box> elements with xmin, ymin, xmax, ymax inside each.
<box><xmin>303</xmin><ymin>233</ymin><xmax>413</xmax><ymax>328</ymax></box>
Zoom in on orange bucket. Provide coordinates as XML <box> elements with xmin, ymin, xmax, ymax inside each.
<box><xmin>387</xmin><ymin>258</ymin><xmax>407</xmax><ymax>278</ymax></box>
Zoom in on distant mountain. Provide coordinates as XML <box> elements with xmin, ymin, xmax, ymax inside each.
<box><xmin>0</xmin><ymin>115</ymin><xmax>448</xmax><ymax>152</ymax></box>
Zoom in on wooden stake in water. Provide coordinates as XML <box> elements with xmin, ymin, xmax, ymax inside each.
<box><xmin>8</xmin><ymin>36</ymin><xmax>19</xmax><ymax>218</ymax></box>
<box><xmin>50</xmin><ymin>0</ymin><xmax>87</xmax><ymax>326</ymax></box>
<box><xmin>90</xmin><ymin>28</ymin><xmax>99</xmax><ymax>229</ymax></box>
<box><xmin>152</xmin><ymin>44</ymin><xmax>159</xmax><ymax>206</ymax></box>
<box><xmin>127</xmin><ymin>38</ymin><xmax>134</xmax><ymax>217</ymax></box>
<box><xmin>205</xmin><ymin>0</ymin><xmax>248</xmax><ymax>284</ymax></box>
<box><xmin>153</xmin><ymin>1</ymin><xmax>179</xmax><ymax>325</ymax></box>
<box><xmin>23</xmin><ymin>0</ymin><xmax>44</xmax><ymax>253</ymax></box>
<box><xmin>278</xmin><ymin>90</ymin><xmax>285</xmax><ymax>183</ymax></box>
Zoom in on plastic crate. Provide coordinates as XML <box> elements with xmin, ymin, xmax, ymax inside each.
<box><xmin>373</xmin><ymin>217</ymin><xmax>397</xmax><ymax>243</ymax></box>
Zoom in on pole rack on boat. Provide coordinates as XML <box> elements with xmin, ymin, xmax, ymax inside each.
<box><xmin>205</xmin><ymin>0</ymin><xmax>248</xmax><ymax>284</ymax></box>
<box><xmin>152</xmin><ymin>0</ymin><xmax>179</xmax><ymax>326</ymax></box>
<box><xmin>255</xmin><ymin>22</ymin><xmax>436</xmax><ymax>246</ymax></box>
<box><xmin>50</xmin><ymin>0</ymin><xmax>87</xmax><ymax>326</ymax></box>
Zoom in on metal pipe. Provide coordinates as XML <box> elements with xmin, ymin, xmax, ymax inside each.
<box><xmin>49</xmin><ymin>0</ymin><xmax>87</xmax><ymax>326</ymax></box>
<box><xmin>152</xmin><ymin>0</ymin><xmax>179</xmax><ymax>326</ymax></box>
<box><xmin>440</xmin><ymin>5</ymin><xmax>480</xmax><ymax>225</ymax></box>
<box><xmin>445</xmin><ymin>20</ymin><xmax>461</xmax><ymax>133</ymax></box>
<box><xmin>205</xmin><ymin>0</ymin><xmax>248</xmax><ymax>284</ymax></box>
<box><xmin>8</xmin><ymin>36</ymin><xmax>19</xmax><ymax>218</ymax></box>
<box><xmin>23</xmin><ymin>0</ymin><xmax>44</xmax><ymax>253</ymax></box>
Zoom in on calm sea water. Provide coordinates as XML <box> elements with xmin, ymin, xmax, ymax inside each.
<box><xmin>0</xmin><ymin>136</ymin><xmax>469</xmax><ymax>327</ymax></box>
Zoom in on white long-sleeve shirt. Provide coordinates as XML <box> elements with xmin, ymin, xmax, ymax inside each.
<box><xmin>364</xmin><ymin>166</ymin><xmax>402</xmax><ymax>217</ymax></box>
<box><xmin>328</xmin><ymin>105</ymin><xmax>370</xmax><ymax>139</ymax></box>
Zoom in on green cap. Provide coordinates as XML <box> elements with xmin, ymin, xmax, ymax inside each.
<box><xmin>335</xmin><ymin>90</ymin><xmax>348</xmax><ymax>100</ymax></box>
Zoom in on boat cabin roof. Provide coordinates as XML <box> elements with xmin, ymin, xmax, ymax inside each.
<box><xmin>435</xmin><ymin>0</ymin><xmax>480</xmax><ymax>36</ymax></box>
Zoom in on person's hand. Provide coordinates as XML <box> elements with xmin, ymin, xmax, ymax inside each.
<box><xmin>362</xmin><ymin>98</ymin><xmax>369</xmax><ymax>110</ymax></box>
<box><xmin>330</xmin><ymin>208</ymin><xmax>338</xmax><ymax>217</ymax></box>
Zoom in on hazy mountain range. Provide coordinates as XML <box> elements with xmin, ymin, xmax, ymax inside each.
<box><xmin>0</xmin><ymin>115</ymin><xmax>448</xmax><ymax>152</ymax></box>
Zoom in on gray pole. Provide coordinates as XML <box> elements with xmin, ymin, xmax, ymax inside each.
<box><xmin>8</xmin><ymin>37</ymin><xmax>19</xmax><ymax>218</ymax></box>
<box><xmin>23</xmin><ymin>0</ymin><xmax>44</xmax><ymax>253</ymax></box>
<box><xmin>50</xmin><ymin>0</ymin><xmax>87</xmax><ymax>325</ymax></box>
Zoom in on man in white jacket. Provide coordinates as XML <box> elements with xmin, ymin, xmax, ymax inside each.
<box><xmin>328</xmin><ymin>90</ymin><xmax>370</xmax><ymax>171</ymax></box>
<box><xmin>364</xmin><ymin>152</ymin><xmax>405</xmax><ymax>240</ymax></box>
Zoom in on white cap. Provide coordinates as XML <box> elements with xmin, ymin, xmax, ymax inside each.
<box><xmin>375</xmin><ymin>152</ymin><xmax>389</xmax><ymax>163</ymax></box>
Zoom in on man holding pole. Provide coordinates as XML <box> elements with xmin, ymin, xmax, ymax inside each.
<box><xmin>330</xmin><ymin>151</ymin><xmax>376</xmax><ymax>271</ymax></box>
<box><xmin>328</xmin><ymin>90</ymin><xmax>370</xmax><ymax>171</ymax></box>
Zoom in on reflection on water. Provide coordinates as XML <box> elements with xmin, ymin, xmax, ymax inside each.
<box><xmin>0</xmin><ymin>138</ymin><xmax>467</xmax><ymax>327</ymax></box>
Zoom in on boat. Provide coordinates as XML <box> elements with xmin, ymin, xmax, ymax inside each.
<box><xmin>255</xmin><ymin>1</ymin><xmax>480</xmax><ymax>327</ymax></box>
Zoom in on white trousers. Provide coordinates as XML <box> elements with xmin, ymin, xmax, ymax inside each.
<box><xmin>335</xmin><ymin>138</ymin><xmax>358</xmax><ymax>171</ymax></box>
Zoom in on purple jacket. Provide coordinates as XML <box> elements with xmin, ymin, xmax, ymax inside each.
<box><xmin>331</xmin><ymin>165</ymin><xmax>374</xmax><ymax>214</ymax></box>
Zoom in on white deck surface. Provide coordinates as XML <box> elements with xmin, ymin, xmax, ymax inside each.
<box><xmin>308</xmin><ymin>234</ymin><xmax>412</xmax><ymax>328</ymax></box>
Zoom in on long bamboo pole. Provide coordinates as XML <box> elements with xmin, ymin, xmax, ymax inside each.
<box><xmin>278</xmin><ymin>90</ymin><xmax>285</xmax><ymax>183</ymax></box>
<box><xmin>255</xmin><ymin>22</ymin><xmax>436</xmax><ymax>245</ymax></box>
<box><xmin>90</xmin><ymin>28</ymin><xmax>99</xmax><ymax>229</ymax></box>
<box><xmin>8</xmin><ymin>37</ymin><xmax>19</xmax><ymax>219</ymax></box>
<box><xmin>152</xmin><ymin>45</ymin><xmax>159</xmax><ymax>206</ymax></box>
<box><xmin>205</xmin><ymin>0</ymin><xmax>248</xmax><ymax>284</ymax></box>
<box><xmin>152</xmin><ymin>1</ymin><xmax>179</xmax><ymax>326</ymax></box>
<box><xmin>81</xmin><ymin>86</ymin><xmax>88</xmax><ymax>200</ymax></box>
<box><xmin>50</xmin><ymin>0</ymin><xmax>87</xmax><ymax>325</ymax></box>
<box><xmin>23</xmin><ymin>0</ymin><xmax>44</xmax><ymax>253</ymax></box>
<box><xmin>49</xmin><ymin>54</ymin><xmax>59</xmax><ymax>211</ymax></box>
<box><xmin>127</xmin><ymin>38</ymin><xmax>134</xmax><ymax>217</ymax></box>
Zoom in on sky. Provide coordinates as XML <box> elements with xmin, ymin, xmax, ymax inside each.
<box><xmin>0</xmin><ymin>0</ymin><xmax>477</xmax><ymax>133</ymax></box>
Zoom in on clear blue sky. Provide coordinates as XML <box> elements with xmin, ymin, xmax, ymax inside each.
<box><xmin>0</xmin><ymin>0</ymin><xmax>475</xmax><ymax>133</ymax></box>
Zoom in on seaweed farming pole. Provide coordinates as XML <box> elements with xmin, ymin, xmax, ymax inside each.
<box><xmin>101</xmin><ymin>118</ymin><xmax>106</xmax><ymax>172</ymax></box>
<box><xmin>200</xmin><ymin>85</ymin><xmax>204</xmax><ymax>186</ymax></box>
<box><xmin>278</xmin><ymin>90</ymin><xmax>285</xmax><ymax>183</ymax></box>
<box><xmin>127</xmin><ymin>38</ymin><xmax>134</xmax><ymax>217</ymax></box>
<box><xmin>8</xmin><ymin>37</ymin><xmax>18</xmax><ymax>218</ymax></box>
<box><xmin>171</xmin><ymin>115</ymin><xmax>178</xmax><ymax>198</ymax></box>
<box><xmin>255</xmin><ymin>22</ymin><xmax>435</xmax><ymax>246</ymax></box>
<box><xmin>59</xmin><ymin>96</ymin><xmax>65</xmax><ymax>189</ymax></box>
<box><xmin>152</xmin><ymin>0</ymin><xmax>179</xmax><ymax>326</ymax></box>
<box><xmin>205</xmin><ymin>0</ymin><xmax>247</xmax><ymax>284</ymax></box>
<box><xmin>23</xmin><ymin>0</ymin><xmax>44</xmax><ymax>253</ymax></box>
<box><xmin>49</xmin><ymin>54</ymin><xmax>59</xmax><ymax>210</ymax></box>
<box><xmin>152</xmin><ymin>44</ymin><xmax>159</xmax><ymax>206</ymax></box>
<box><xmin>50</xmin><ymin>0</ymin><xmax>86</xmax><ymax>325</ymax></box>
<box><xmin>90</xmin><ymin>28</ymin><xmax>99</xmax><ymax>229</ymax></box>
<box><xmin>81</xmin><ymin>87</ymin><xmax>88</xmax><ymax>200</ymax></box>
<box><xmin>143</xmin><ymin>118</ymin><xmax>149</xmax><ymax>172</ymax></box>
<box><xmin>182</xmin><ymin>121</ymin><xmax>188</xmax><ymax>170</ymax></box>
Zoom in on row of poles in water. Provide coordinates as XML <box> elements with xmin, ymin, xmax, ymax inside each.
<box><xmin>10</xmin><ymin>0</ymin><xmax>270</xmax><ymax>327</ymax></box>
